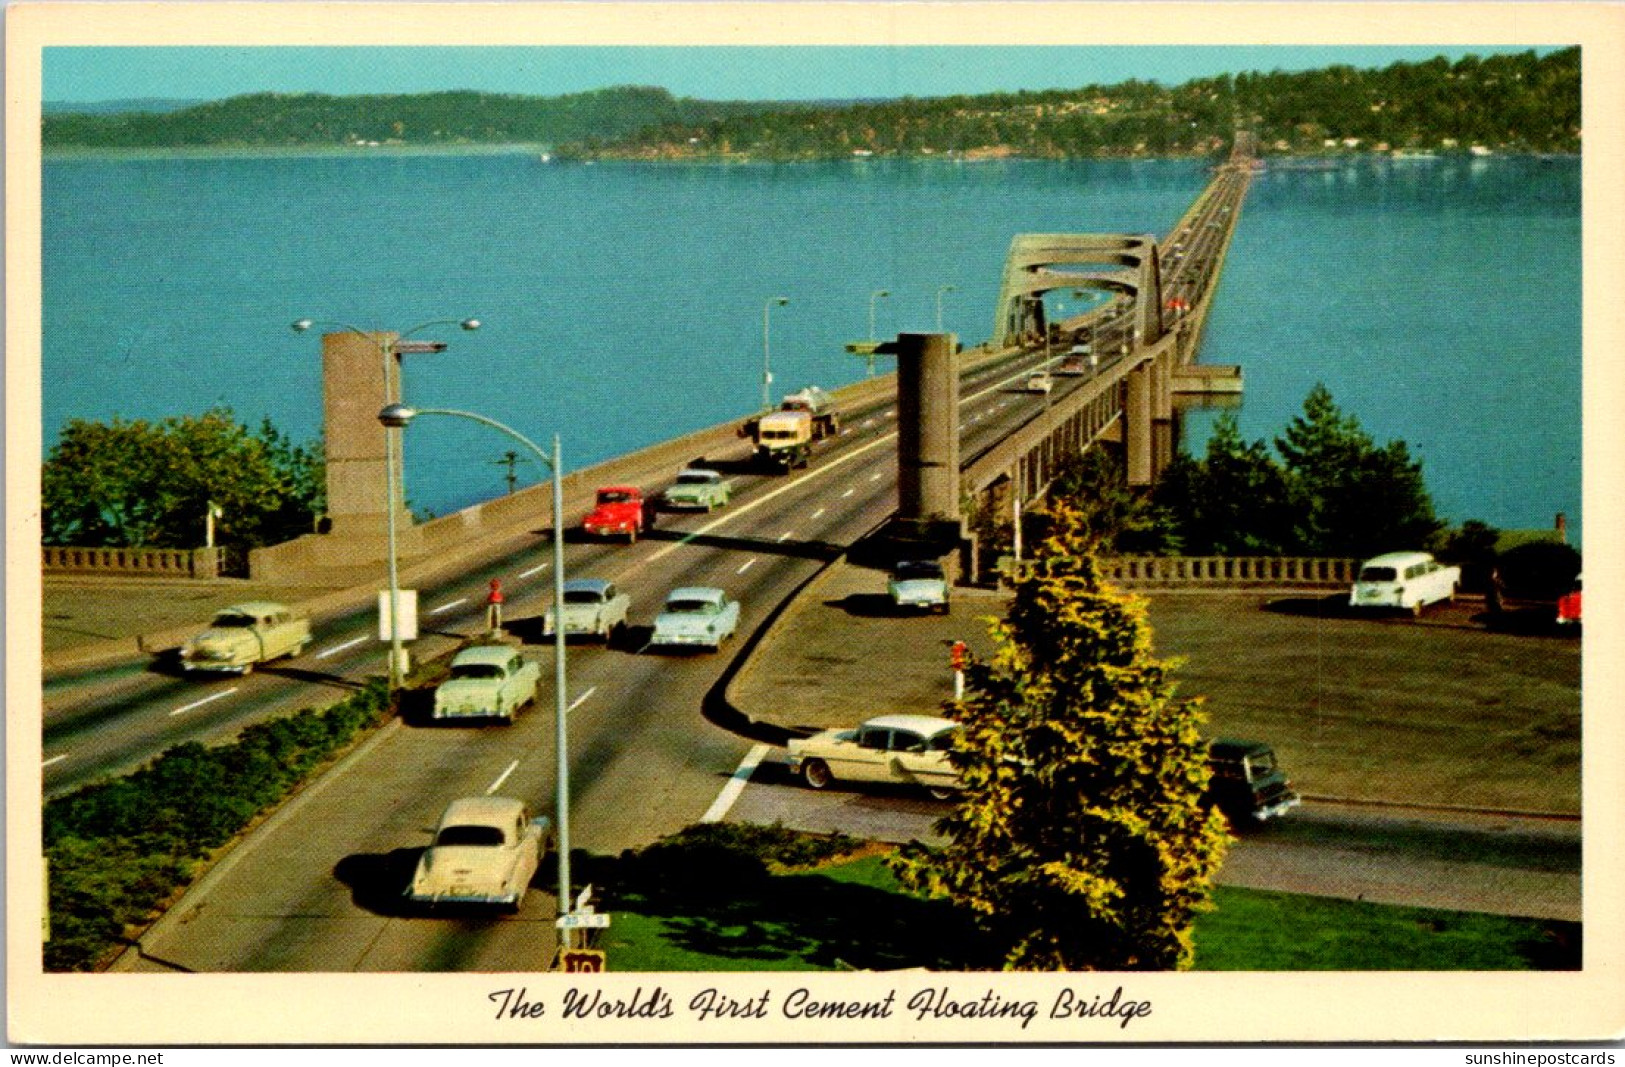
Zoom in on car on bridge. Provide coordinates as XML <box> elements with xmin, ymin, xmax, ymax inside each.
<box><xmin>406</xmin><ymin>796</ymin><xmax>552</xmax><ymax>911</ymax></box>
<box><xmin>543</xmin><ymin>577</ymin><xmax>631</xmax><ymax>644</ymax></box>
<box><xmin>650</xmin><ymin>586</ymin><xmax>740</xmax><ymax>651</ymax></box>
<box><xmin>432</xmin><ymin>645</ymin><xmax>540</xmax><ymax>723</ymax></box>
<box><xmin>787</xmin><ymin>714</ymin><xmax>962</xmax><ymax>799</ymax></box>
<box><xmin>661</xmin><ymin>468</ymin><xmax>733</xmax><ymax>512</ymax></box>
<box><xmin>583</xmin><ymin>485</ymin><xmax>651</xmax><ymax>543</ymax></box>
<box><xmin>177</xmin><ymin>601</ymin><xmax>310</xmax><ymax>675</ymax></box>
<box><xmin>1023</xmin><ymin>370</ymin><xmax>1055</xmax><ymax>394</ymax></box>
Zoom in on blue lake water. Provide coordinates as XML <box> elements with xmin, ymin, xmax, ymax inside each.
<box><xmin>42</xmin><ymin>150</ymin><xmax>1581</xmax><ymax>544</ymax></box>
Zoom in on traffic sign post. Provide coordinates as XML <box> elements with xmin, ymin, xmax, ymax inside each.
<box><xmin>556</xmin><ymin>948</ymin><xmax>607</xmax><ymax>973</ymax></box>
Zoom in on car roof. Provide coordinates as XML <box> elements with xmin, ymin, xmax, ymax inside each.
<box><xmin>862</xmin><ymin>713</ymin><xmax>959</xmax><ymax>734</ymax></box>
<box><xmin>562</xmin><ymin>577</ymin><xmax>612</xmax><ymax>594</ymax></box>
<box><xmin>666</xmin><ymin>586</ymin><xmax>726</xmax><ymax>602</ymax></box>
<box><xmin>596</xmin><ymin>484</ymin><xmax>640</xmax><ymax>494</ymax></box>
<box><xmin>1211</xmin><ymin>738</ymin><xmax>1274</xmax><ymax>757</ymax></box>
<box><xmin>219</xmin><ymin>601</ymin><xmax>293</xmax><ymax>616</ymax></box>
<box><xmin>1359</xmin><ymin>551</ymin><xmax>1435</xmax><ymax>567</ymax></box>
<box><xmin>438</xmin><ymin>796</ymin><xmax>526</xmax><ymax>827</ymax></box>
<box><xmin>450</xmin><ymin>645</ymin><xmax>519</xmax><ymax>667</ymax></box>
<box><xmin>675</xmin><ymin>468</ymin><xmax>719</xmax><ymax>479</ymax></box>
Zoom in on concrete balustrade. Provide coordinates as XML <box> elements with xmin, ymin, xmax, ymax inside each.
<box><xmin>43</xmin><ymin>545</ymin><xmax>225</xmax><ymax>578</ymax></box>
<box><xmin>1004</xmin><ymin>555</ymin><xmax>1360</xmax><ymax>589</ymax></box>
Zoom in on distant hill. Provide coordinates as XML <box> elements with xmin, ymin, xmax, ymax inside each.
<box><xmin>41</xmin><ymin>86</ymin><xmax>793</xmax><ymax>149</ymax></box>
<box><xmin>44</xmin><ymin>98</ymin><xmax>205</xmax><ymax>116</ymax></box>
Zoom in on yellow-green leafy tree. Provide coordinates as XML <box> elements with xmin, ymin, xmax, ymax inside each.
<box><xmin>894</xmin><ymin>498</ymin><xmax>1228</xmax><ymax>970</ymax></box>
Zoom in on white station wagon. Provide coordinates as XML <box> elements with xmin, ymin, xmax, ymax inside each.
<box><xmin>432</xmin><ymin>645</ymin><xmax>540</xmax><ymax>723</ymax></box>
<box><xmin>1349</xmin><ymin>551</ymin><xmax>1461</xmax><ymax>616</ymax></box>
<box><xmin>406</xmin><ymin>796</ymin><xmax>551</xmax><ymax>911</ymax></box>
<box><xmin>786</xmin><ymin>714</ymin><xmax>963</xmax><ymax>798</ymax></box>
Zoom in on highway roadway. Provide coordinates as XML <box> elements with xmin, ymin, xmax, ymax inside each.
<box><xmin>96</xmin><ymin>345</ymin><xmax>1091</xmax><ymax>973</ymax></box>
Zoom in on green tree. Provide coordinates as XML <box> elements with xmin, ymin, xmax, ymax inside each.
<box><xmin>1049</xmin><ymin>447</ymin><xmax>1179</xmax><ymax>554</ymax></box>
<box><xmin>1156</xmin><ymin>413</ymin><xmax>1297</xmax><ymax>555</ymax></box>
<box><xmin>42</xmin><ymin>408</ymin><xmax>324</xmax><ymax>550</ymax></box>
<box><xmin>1274</xmin><ymin>384</ymin><xmax>1440</xmax><ymax>557</ymax></box>
<box><xmin>893</xmin><ymin>499</ymin><xmax>1228</xmax><ymax>970</ymax></box>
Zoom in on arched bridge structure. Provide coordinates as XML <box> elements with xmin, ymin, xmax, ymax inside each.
<box><xmin>889</xmin><ymin>134</ymin><xmax>1258</xmax><ymax>575</ymax></box>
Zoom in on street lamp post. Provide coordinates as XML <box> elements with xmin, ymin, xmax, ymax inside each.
<box><xmin>379</xmin><ymin>403</ymin><xmax>574</xmax><ymax>945</ymax></box>
<box><xmin>291</xmin><ymin>316</ymin><xmax>480</xmax><ymax>693</ymax></box>
<box><xmin>762</xmin><ymin>296</ymin><xmax>789</xmax><ymax>412</ymax></box>
<box><xmin>936</xmin><ymin>285</ymin><xmax>957</xmax><ymax>332</ymax></box>
<box><xmin>868</xmin><ymin>289</ymin><xmax>890</xmax><ymax>341</ymax></box>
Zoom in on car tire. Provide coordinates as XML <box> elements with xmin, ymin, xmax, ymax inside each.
<box><xmin>802</xmin><ymin>759</ymin><xmax>833</xmax><ymax>790</ymax></box>
<box><xmin>926</xmin><ymin>786</ymin><xmax>956</xmax><ymax>800</ymax></box>
<box><xmin>609</xmin><ymin>621</ymin><xmax>626</xmax><ymax>648</ymax></box>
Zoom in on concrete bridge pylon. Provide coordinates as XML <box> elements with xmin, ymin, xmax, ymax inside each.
<box><xmin>992</xmin><ymin>233</ymin><xmax>1165</xmax><ymax>350</ymax></box>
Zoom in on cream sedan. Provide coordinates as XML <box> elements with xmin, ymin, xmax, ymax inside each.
<box><xmin>406</xmin><ymin>797</ymin><xmax>551</xmax><ymax>911</ymax></box>
<box><xmin>786</xmin><ymin>714</ymin><xmax>962</xmax><ymax>798</ymax></box>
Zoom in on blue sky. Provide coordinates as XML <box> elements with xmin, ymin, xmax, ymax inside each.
<box><xmin>43</xmin><ymin>45</ymin><xmax>1554</xmax><ymax>104</ymax></box>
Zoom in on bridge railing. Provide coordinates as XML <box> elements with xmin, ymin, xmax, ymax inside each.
<box><xmin>1000</xmin><ymin>555</ymin><xmax>1360</xmax><ymax>589</ymax></box>
<box><xmin>43</xmin><ymin>545</ymin><xmax>231</xmax><ymax>579</ymax></box>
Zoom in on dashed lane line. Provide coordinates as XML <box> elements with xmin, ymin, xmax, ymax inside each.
<box><xmin>169</xmin><ymin>688</ymin><xmax>239</xmax><ymax>717</ymax></box>
<box><xmin>567</xmin><ymin>686</ymin><xmax>598</xmax><ymax>715</ymax></box>
<box><xmin>737</xmin><ymin>559</ymin><xmax>757</xmax><ymax>574</ymax></box>
<box><xmin>486</xmin><ymin>760</ymin><xmax>520</xmax><ymax>795</ymax></box>
<box><xmin>43</xmin><ymin>754</ymin><xmax>68</xmax><ymax>768</ymax></box>
<box><xmin>430</xmin><ymin>598</ymin><xmax>468</xmax><ymax>615</ymax></box>
<box><xmin>316</xmin><ymin>636</ymin><xmax>367</xmax><ymax>660</ymax></box>
<box><xmin>519</xmin><ymin>562</ymin><xmax>550</xmax><ymax>578</ymax></box>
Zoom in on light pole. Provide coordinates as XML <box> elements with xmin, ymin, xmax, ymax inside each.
<box><xmin>379</xmin><ymin>403</ymin><xmax>574</xmax><ymax>942</ymax></box>
<box><xmin>868</xmin><ymin>289</ymin><xmax>890</xmax><ymax>341</ymax></box>
<box><xmin>291</xmin><ymin>316</ymin><xmax>480</xmax><ymax>692</ymax></box>
<box><xmin>762</xmin><ymin>296</ymin><xmax>789</xmax><ymax>412</ymax></box>
<box><xmin>936</xmin><ymin>285</ymin><xmax>957</xmax><ymax>332</ymax></box>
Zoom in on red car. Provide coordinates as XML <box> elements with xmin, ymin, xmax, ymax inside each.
<box><xmin>1556</xmin><ymin>575</ymin><xmax>1582</xmax><ymax>628</ymax></box>
<box><xmin>583</xmin><ymin>486</ymin><xmax>649</xmax><ymax>543</ymax></box>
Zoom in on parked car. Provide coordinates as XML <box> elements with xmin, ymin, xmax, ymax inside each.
<box><xmin>786</xmin><ymin>714</ymin><xmax>962</xmax><ymax>798</ymax></box>
<box><xmin>650</xmin><ymin>586</ymin><xmax>740</xmax><ymax>651</ymax></box>
<box><xmin>583</xmin><ymin>485</ymin><xmax>650</xmax><ymax>542</ymax></box>
<box><xmin>1349</xmin><ymin>551</ymin><xmax>1460</xmax><ymax>616</ymax></box>
<box><xmin>543</xmin><ymin>577</ymin><xmax>631</xmax><ymax>643</ymax></box>
<box><xmin>1556</xmin><ymin>574</ymin><xmax>1582</xmax><ymax>628</ymax></box>
<box><xmin>1023</xmin><ymin>370</ymin><xmax>1054</xmax><ymax>394</ymax></box>
<box><xmin>178</xmin><ymin>601</ymin><xmax>310</xmax><ymax>675</ymax></box>
<box><xmin>432</xmin><ymin>645</ymin><xmax>540</xmax><ymax>723</ymax></box>
<box><xmin>662</xmin><ymin>468</ymin><xmax>733</xmax><ymax>511</ymax></box>
<box><xmin>889</xmin><ymin>559</ymin><xmax>950</xmax><ymax>614</ymax></box>
<box><xmin>1206</xmin><ymin>739</ymin><xmax>1300</xmax><ymax>827</ymax></box>
<box><xmin>406</xmin><ymin>796</ymin><xmax>551</xmax><ymax>911</ymax></box>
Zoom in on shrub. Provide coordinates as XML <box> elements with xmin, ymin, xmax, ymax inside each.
<box><xmin>1497</xmin><ymin>541</ymin><xmax>1581</xmax><ymax>600</ymax></box>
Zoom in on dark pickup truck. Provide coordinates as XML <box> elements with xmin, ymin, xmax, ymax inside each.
<box><xmin>1207</xmin><ymin>739</ymin><xmax>1301</xmax><ymax>827</ymax></box>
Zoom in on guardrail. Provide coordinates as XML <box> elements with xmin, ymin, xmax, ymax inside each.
<box><xmin>1002</xmin><ymin>555</ymin><xmax>1361</xmax><ymax>588</ymax></box>
<box><xmin>43</xmin><ymin>545</ymin><xmax>228</xmax><ymax>579</ymax></box>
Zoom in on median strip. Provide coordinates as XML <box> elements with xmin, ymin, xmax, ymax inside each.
<box><xmin>700</xmin><ymin>744</ymin><xmax>771</xmax><ymax>823</ymax></box>
<box><xmin>168</xmin><ymin>688</ymin><xmax>238</xmax><ymax>717</ymax></box>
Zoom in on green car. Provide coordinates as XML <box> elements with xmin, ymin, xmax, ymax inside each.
<box><xmin>662</xmin><ymin>468</ymin><xmax>733</xmax><ymax>511</ymax></box>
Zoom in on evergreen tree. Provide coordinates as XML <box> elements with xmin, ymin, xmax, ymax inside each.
<box><xmin>893</xmin><ymin>499</ymin><xmax>1228</xmax><ymax>970</ymax></box>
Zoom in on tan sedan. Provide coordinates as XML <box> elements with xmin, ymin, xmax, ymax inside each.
<box><xmin>406</xmin><ymin>797</ymin><xmax>551</xmax><ymax>911</ymax></box>
<box><xmin>786</xmin><ymin>714</ymin><xmax>962</xmax><ymax>798</ymax></box>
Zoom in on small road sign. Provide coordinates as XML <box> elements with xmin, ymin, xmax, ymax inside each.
<box><xmin>556</xmin><ymin>912</ymin><xmax>611</xmax><ymax>930</ymax></box>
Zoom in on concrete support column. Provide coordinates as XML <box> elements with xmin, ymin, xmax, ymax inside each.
<box><xmin>322</xmin><ymin>331</ymin><xmax>421</xmax><ymax>563</ymax></box>
<box><xmin>896</xmin><ymin>332</ymin><xmax>961</xmax><ymax>524</ymax></box>
<box><xmin>1152</xmin><ymin>347</ymin><xmax>1175</xmax><ymax>478</ymax></box>
<box><xmin>1126</xmin><ymin>361</ymin><xmax>1154</xmax><ymax>487</ymax></box>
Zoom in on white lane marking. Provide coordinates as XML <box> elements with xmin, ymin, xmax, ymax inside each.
<box><xmin>776</xmin><ymin>531</ymin><xmax>794</xmax><ymax>542</ymax></box>
<box><xmin>737</xmin><ymin>559</ymin><xmax>757</xmax><ymax>574</ymax></box>
<box><xmin>811</xmin><ymin>508</ymin><xmax>826</xmax><ymax>520</ymax></box>
<box><xmin>486</xmin><ymin>760</ymin><xmax>520</xmax><ymax>795</ymax></box>
<box><xmin>862</xmin><ymin>418</ymin><xmax>875</xmax><ymax>428</ymax></box>
<box><xmin>567</xmin><ymin>686</ymin><xmax>598</xmax><ymax>714</ymax></box>
<box><xmin>430</xmin><ymin>598</ymin><xmax>468</xmax><ymax>615</ymax></box>
<box><xmin>841</xmin><ymin>489</ymin><xmax>855</xmax><ymax>498</ymax></box>
<box><xmin>701</xmin><ymin>744</ymin><xmax>771</xmax><ymax>823</ymax></box>
<box><xmin>169</xmin><ymin>687</ymin><xmax>239</xmax><ymax>717</ymax></box>
<box><xmin>316</xmin><ymin>636</ymin><xmax>367</xmax><ymax>660</ymax></box>
<box><xmin>869</xmin><ymin>471</ymin><xmax>883</xmax><ymax>481</ymax></box>
<box><xmin>519</xmin><ymin>562</ymin><xmax>550</xmax><ymax>578</ymax></box>
<box><xmin>43</xmin><ymin>754</ymin><xmax>68</xmax><ymax>768</ymax></box>
<box><xmin>884</xmin><ymin>409</ymin><xmax>896</xmax><ymax>417</ymax></box>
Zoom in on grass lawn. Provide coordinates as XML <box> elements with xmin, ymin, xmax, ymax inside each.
<box><xmin>599</xmin><ymin>854</ymin><xmax>1579</xmax><ymax>972</ymax></box>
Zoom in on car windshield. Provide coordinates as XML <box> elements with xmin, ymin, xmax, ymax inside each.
<box><xmin>598</xmin><ymin>491</ymin><xmax>634</xmax><ymax>504</ymax></box>
<box><xmin>435</xmin><ymin>825</ymin><xmax>505</xmax><ymax>847</ymax></box>
<box><xmin>666</xmin><ymin>599</ymin><xmax>719</xmax><ymax>615</ymax></box>
<box><xmin>1359</xmin><ymin>567</ymin><xmax>1398</xmax><ymax>582</ymax></box>
<box><xmin>1246</xmin><ymin>751</ymin><xmax>1278</xmax><ymax>774</ymax></box>
<box><xmin>450</xmin><ymin>663</ymin><xmax>504</xmax><ymax>680</ymax></box>
<box><xmin>895</xmin><ymin>562</ymin><xmax>943</xmax><ymax>580</ymax></box>
<box><xmin>676</xmin><ymin>473</ymin><xmax>713</xmax><ymax>485</ymax></box>
<box><xmin>563</xmin><ymin>590</ymin><xmax>604</xmax><ymax>605</ymax></box>
<box><xmin>211</xmin><ymin>613</ymin><xmax>257</xmax><ymax>628</ymax></box>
